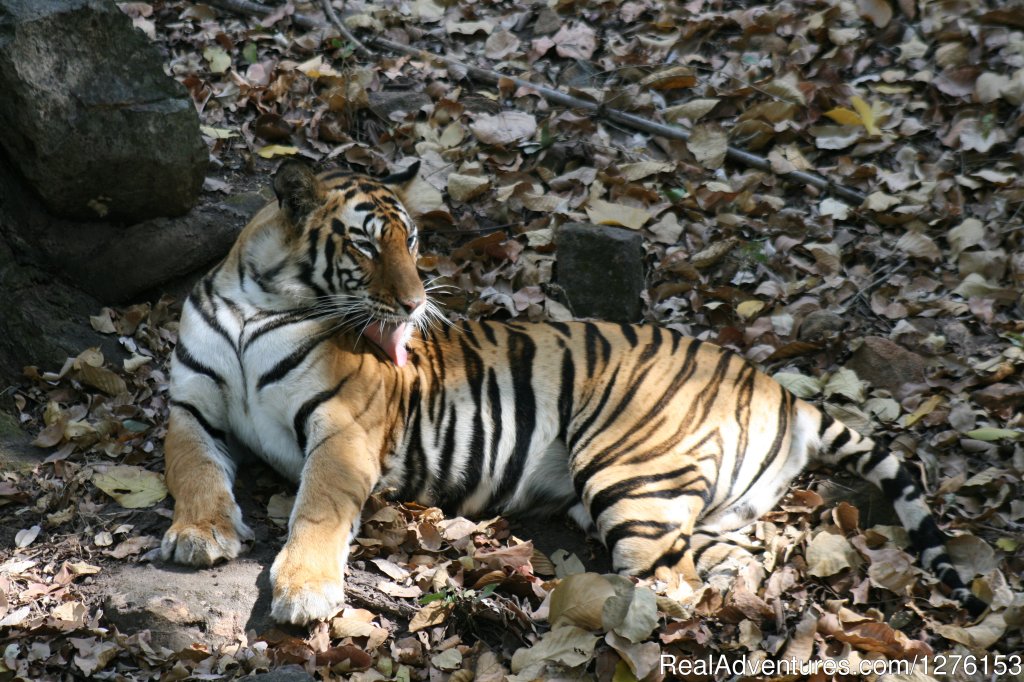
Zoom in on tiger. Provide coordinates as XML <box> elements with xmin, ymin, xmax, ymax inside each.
<box><xmin>161</xmin><ymin>160</ymin><xmax>987</xmax><ymax>624</ymax></box>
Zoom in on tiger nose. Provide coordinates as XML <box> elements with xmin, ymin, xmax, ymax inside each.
<box><xmin>398</xmin><ymin>296</ymin><xmax>425</xmax><ymax>314</ymax></box>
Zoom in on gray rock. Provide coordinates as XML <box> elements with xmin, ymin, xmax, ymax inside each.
<box><xmin>844</xmin><ymin>336</ymin><xmax>929</xmax><ymax>397</ymax></box>
<box><xmin>368</xmin><ymin>90</ymin><xmax>432</xmax><ymax>120</ymax></box>
<box><xmin>0</xmin><ymin>153</ymin><xmax>258</xmax><ymax>303</ymax></box>
<box><xmin>247</xmin><ymin>668</ymin><xmax>315</xmax><ymax>681</ymax></box>
<box><xmin>0</xmin><ymin>234</ymin><xmax>126</xmax><ymax>380</ymax></box>
<box><xmin>0</xmin><ymin>410</ymin><xmax>43</xmax><ymax>475</ymax></box>
<box><xmin>554</xmin><ymin>223</ymin><xmax>645</xmax><ymax>322</ymax></box>
<box><xmin>798</xmin><ymin>309</ymin><xmax>847</xmax><ymax>341</ymax></box>
<box><xmin>24</xmin><ymin>191</ymin><xmax>262</xmax><ymax>302</ymax></box>
<box><xmin>0</xmin><ymin>0</ymin><xmax>207</xmax><ymax>221</ymax></box>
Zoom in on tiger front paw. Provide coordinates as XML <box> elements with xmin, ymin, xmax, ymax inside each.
<box><xmin>270</xmin><ymin>549</ymin><xmax>346</xmax><ymax>624</ymax></box>
<box><xmin>161</xmin><ymin>511</ymin><xmax>253</xmax><ymax>567</ymax></box>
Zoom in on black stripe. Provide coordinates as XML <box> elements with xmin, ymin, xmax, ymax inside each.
<box><xmin>709</xmin><ymin>387</ymin><xmax>790</xmax><ymax>514</ymax></box>
<box><xmin>434</xmin><ymin>403</ymin><xmax>459</xmax><ymax>510</ymax></box>
<box><xmin>478</xmin><ymin>320</ymin><xmax>497</xmax><ymax>345</ymax></box>
<box><xmin>604</xmin><ymin>520</ymin><xmax>675</xmax><ymax>552</ymax></box>
<box><xmin>461</xmin><ymin>339</ymin><xmax>486</xmax><ymax>505</ymax></box>
<box><xmin>192</xmin><ymin>282</ymin><xmax>236</xmax><ymax>350</ymax></box>
<box><xmin>880</xmin><ymin>466</ymin><xmax>922</xmax><ymax>501</ymax></box>
<box><xmin>818</xmin><ymin>412</ymin><xmax>835</xmax><ymax>437</ymax></box>
<box><xmin>588</xmin><ymin>464</ymin><xmax>699</xmax><ymax>522</ymax></box>
<box><xmin>858</xmin><ymin>444</ymin><xmax>890</xmax><ymax>474</ymax></box>
<box><xmin>583</xmin><ymin>323</ymin><xmax>611</xmax><ymax>376</ymax></box>
<box><xmin>645</xmin><ymin>532</ymin><xmax>690</xmax><ymax>574</ymax></box>
<box><xmin>398</xmin><ymin>380</ymin><xmax>428</xmax><ymax>500</ymax></box>
<box><xmin>292</xmin><ymin>377</ymin><xmax>348</xmax><ymax>454</ymax></box>
<box><xmin>174</xmin><ymin>341</ymin><xmax>225</xmax><ymax>385</ymax></box>
<box><xmin>171</xmin><ymin>400</ymin><xmax>226</xmax><ymax>443</ymax></box>
<box><xmin>557</xmin><ymin>349</ymin><xmax>575</xmax><ymax>440</ymax></box>
<box><xmin>830</xmin><ymin>428</ymin><xmax>851</xmax><ymax>452</ymax></box>
<box><xmin>547</xmin><ymin>321</ymin><xmax>572</xmax><ymax>338</ymax></box>
<box><xmin>243</xmin><ymin>312</ymin><xmax>310</xmax><ymax>350</ymax></box>
<box><xmin>257</xmin><ymin>330</ymin><xmax>333</xmax><ymax>390</ymax></box>
<box><xmin>619</xmin><ymin>323</ymin><xmax>638</xmax><ymax>347</ymax></box>
<box><xmin>486</xmin><ymin>368</ymin><xmax>503</xmax><ymax>480</ymax></box>
<box><xmin>493</xmin><ymin>331</ymin><xmax>537</xmax><ymax>507</ymax></box>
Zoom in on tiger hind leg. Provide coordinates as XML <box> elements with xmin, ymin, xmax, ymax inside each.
<box><xmin>585</xmin><ymin>487</ymin><xmax>705</xmax><ymax>592</ymax></box>
<box><xmin>161</xmin><ymin>406</ymin><xmax>253</xmax><ymax>566</ymax></box>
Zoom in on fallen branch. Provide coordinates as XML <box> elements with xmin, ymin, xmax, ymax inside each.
<box><xmin>320</xmin><ymin>0</ymin><xmax>371</xmax><ymax>58</ymax></box>
<box><xmin>205</xmin><ymin>0</ymin><xmax>868</xmax><ymax>206</ymax></box>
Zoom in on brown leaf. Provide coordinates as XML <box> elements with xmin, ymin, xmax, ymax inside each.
<box><xmin>408</xmin><ymin>601</ymin><xmax>453</xmax><ymax>632</ymax></box>
<box><xmin>469</xmin><ymin>111</ymin><xmax>537</xmax><ymax>146</ymax></box>
<box><xmin>686</xmin><ymin>123</ymin><xmax>728</xmax><ymax>169</ymax></box>
<box><xmin>857</xmin><ymin>0</ymin><xmax>893</xmax><ymax>27</ymax></box>
<box><xmin>551</xmin><ymin>23</ymin><xmax>596</xmax><ymax>60</ymax></box>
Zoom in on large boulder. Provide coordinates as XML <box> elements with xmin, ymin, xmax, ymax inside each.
<box><xmin>0</xmin><ymin>0</ymin><xmax>207</xmax><ymax>221</ymax></box>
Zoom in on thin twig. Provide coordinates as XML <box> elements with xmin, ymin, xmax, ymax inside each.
<box><xmin>205</xmin><ymin>0</ymin><xmax>868</xmax><ymax>206</ymax></box>
<box><xmin>320</xmin><ymin>0</ymin><xmax>372</xmax><ymax>58</ymax></box>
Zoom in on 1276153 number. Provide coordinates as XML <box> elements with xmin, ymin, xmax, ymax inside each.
<box><xmin>923</xmin><ymin>654</ymin><xmax>1023</xmax><ymax>677</ymax></box>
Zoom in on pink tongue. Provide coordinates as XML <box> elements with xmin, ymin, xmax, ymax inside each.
<box><xmin>363</xmin><ymin>322</ymin><xmax>409</xmax><ymax>366</ymax></box>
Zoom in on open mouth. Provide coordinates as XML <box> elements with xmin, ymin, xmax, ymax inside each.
<box><xmin>362</xmin><ymin>320</ymin><xmax>413</xmax><ymax>367</ymax></box>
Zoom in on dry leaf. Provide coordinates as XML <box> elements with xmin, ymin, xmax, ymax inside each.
<box><xmin>549</xmin><ymin>573</ymin><xmax>616</xmax><ymax>630</ymax></box>
<box><xmin>91</xmin><ymin>465</ymin><xmax>167</xmax><ymax>509</ymax></box>
<box><xmin>469</xmin><ymin>111</ymin><xmax>537</xmax><ymax>146</ymax></box>
<box><xmin>806</xmin><ymin>531</ymin><xmax>862</xmax><ymax>577</ymax></box>
<box><xmin>584</xmin><ymin>199</ymin><xmax>650</xmax><ymax>230</ymax></box>
<box><xmin>686</xmin><ymin>123</ymin><xmax>728</xmax><ymax>169</ymax></box>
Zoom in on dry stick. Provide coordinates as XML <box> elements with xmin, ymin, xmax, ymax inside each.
<box><xmin>207</xmin><ymin>0</ymin><xmax>868</xmax><ymax>206</ymax></box>
<box><xmin>319</xmin><ymin>0</ymin><xmax>371</xmax><ymax>58</ymax></box>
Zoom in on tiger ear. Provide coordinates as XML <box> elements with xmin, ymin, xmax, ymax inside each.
<box><xmin>273</xmin><ymin>160</ymin><xmax>321</xmax><ymax>228</ymax></box>
<box><xmin>380</xmin><ymin>160</ymin><xmax>421</xmax><ymax>186</ymax></box>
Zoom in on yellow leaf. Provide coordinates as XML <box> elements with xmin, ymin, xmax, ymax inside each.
<box><xmin>256</xmin><ymin>145</ymin><xmax>299</xmax><ymax>159</ymax></box>
<box><xmin>996</xmin><ymin>538</ymin><xmax>1019</xmax><ymax>552</ymax></box>
<box><xmin>584</xmin><ymin>199</ymin><xmax>650</xmax><ymax>229</ymax></box>
<box><xmin>824</xmin><ymin>106</ymin><xmax>862</xmax><ymax>126</ymax></box>
<box><xmin>203</xmin><ymin>46</ymin><xmax>231</xmax><ymax>74</ymax></box>
<box><xmin>92</xmin><ymin>465</ymin><xmax>167</xmax><ymax>509</ymax></box>
<box><xmin>736</xmin><ymin>300</ymin><xmax>765</xmax><ymax>319</ymax></box>
<box><xmin>904</xmin><ymin>394</ymin><xmax>942</xmax><ymax>427</ymax></box>
<box><xmin>850</xmin><ymin>96</ymin><xmax>881</xmax><ymax>135</ymax></box>
<box><xmin>200</xmin><ymin>125</ymin><xmax>237</xmax><ymax>139</ymax></box>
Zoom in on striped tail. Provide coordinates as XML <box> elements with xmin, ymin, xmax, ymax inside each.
<box><xmin>814</xmin><ymin>411</ymin><xmax>987</xmax><ymax>617</ymax></box>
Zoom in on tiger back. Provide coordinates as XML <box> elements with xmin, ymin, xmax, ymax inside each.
<box><xmin>161</xmin><ymin>161</ymin><xmax>986</xmax><ymax>625</ymax></box>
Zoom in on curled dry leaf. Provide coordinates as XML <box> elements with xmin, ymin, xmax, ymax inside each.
<box><xmin>510</xmin><ymin>625</ymin><xmax>599</xmax><ymax>673</ymax></box>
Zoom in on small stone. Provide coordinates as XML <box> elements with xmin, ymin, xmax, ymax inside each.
<box><xmin>844</xmin><ymin>336</ymin><xmax>929</xmax><ymax>396</ymax></box>
<box><xmin>798</xmin><ymin>310</ymin><xmax>847</xmax><ymax>341</ymax></box>
<box><xmin>249</xmin><ymin>668</ymin><xmax>315</xmax><ymax>682</ymax></box>
<box><xmin>368</xmin><ymin>90</ymin><xmax>432</xmax><ymax>120</ymax></box>
<box><xmin>554</xmin><ymin>223</ymin><xmax>645</xmax><ymax>323</ymax></box>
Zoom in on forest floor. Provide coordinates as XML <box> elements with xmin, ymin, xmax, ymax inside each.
<box><xmin>1</xmin><ymin>0</ymin><xmax>1023</xmax><ymax>680</ymax></box>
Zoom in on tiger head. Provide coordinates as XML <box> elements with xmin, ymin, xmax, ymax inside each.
<box><xmin>253</xmin><ymin>160</ymin><xmax>434</xmax><ymax>366</ymax></box>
